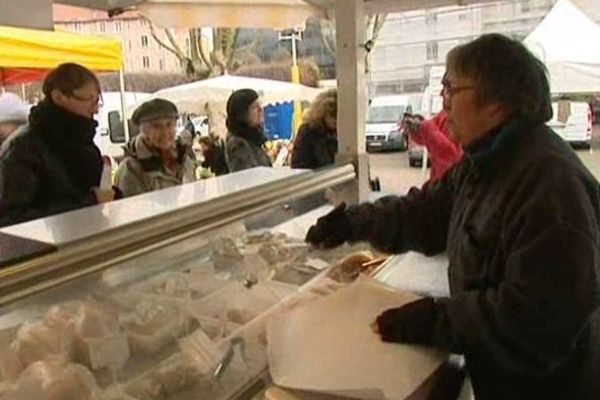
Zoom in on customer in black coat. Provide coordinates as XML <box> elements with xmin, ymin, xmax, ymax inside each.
<box><xmin>225</xmin><ymin>89</ymin><xmax>272</xmax><ymax>172</ymax></box>
<box><xmin>0</xmin><ymin>63</ymin><xmax>115</xmax><ymax>227</ymax></box>
<box><xmin>307</xmin><ymin>34</ymin><xmax>600</xmax><ymax>400</ymax></box>
<box><xmin>291</xmin><ymin>88</ymin><xmax>337</xmax><ymax>169</ymax></box>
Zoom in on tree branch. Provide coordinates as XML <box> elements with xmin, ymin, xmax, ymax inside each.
<box><xmin>164</xmin><ymin>28</ymin><xmax>187</xmax><ymax>60</ymax></box>
<box><xmin>319</xmin><ymin>19</ymin><xmax>336</xmax><ymax>58</ymax></box>
<box><xmin>226</xmin><ymin>28</ymin><xmax>240</xmax><ymax>71</ymax></box>
<box><xmin>146</xmin><ymin>18</ymin><xmax>181</xmax><ymax>60</ymax></box>
<box><xmin>196</xmin><ymin>32</ymin><xmax>214</xmax><ymax>75</ymax></box>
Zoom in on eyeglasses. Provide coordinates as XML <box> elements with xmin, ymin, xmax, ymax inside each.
<box><xmin>442</xmin><ymin>83</ymin><xmax>475</xmax><ymax>97</ymax></box>
<box><xmin>70</xmin><ymin>92</ymin><xmax>103</xmax><ymax>107</ymax></box>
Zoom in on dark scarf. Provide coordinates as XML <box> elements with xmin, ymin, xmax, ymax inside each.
<box><xmin>29</xmin><ymin>100</ymin><xmax>102</xmax><ymax>192</ymax></box>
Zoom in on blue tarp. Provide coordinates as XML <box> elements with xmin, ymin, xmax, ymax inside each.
<box><xmin>264</xmin><ymin>102</ymin><xmax>294</xmax><ymax>141</ymax></box>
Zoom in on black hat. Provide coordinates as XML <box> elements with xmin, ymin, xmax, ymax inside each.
<box><xmin>132</xmin><ymin>98</ymin><xmax>178</xmax><ymax>125</ymax></box>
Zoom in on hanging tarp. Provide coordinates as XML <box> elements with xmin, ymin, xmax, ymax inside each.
<box><xmin>0</xmin><ymin>25</ymin><xmax>122</xmax><ymax>84</ymax></box>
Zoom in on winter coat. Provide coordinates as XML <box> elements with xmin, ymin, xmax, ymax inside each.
<box><xmin>115</xmin><ymin>135</ymin><xmax>196</xmax><ymax>198</ymax></box>
<box><xmin>345</xmin><ymin>118</ymin><xmax>600</xmax><ymax>400</ymax></box>
<box><xmin>291</xmin><ymin>123</ymin><xmax>338</xmax><ymax>169</ymax></box>
<box><xmin>409</xmin><ymin>111</ymin><xmax>463</xmax><ymax>181</ymax></box>
<box><xmin>225</xmin><ymin>135</ymin><xmax>272</xmax><ymax>173</ymax></box>
<box><xmin>0</xmin><ymin>101</ymin><xmax>101</xmax><ymax>227</ymax></box>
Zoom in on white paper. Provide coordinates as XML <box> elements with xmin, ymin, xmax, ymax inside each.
<box><xmin>304</xmin><ymin>258</ymin><xmax>330</xmax><ymax>271</ymax></box>
<box><xmin>267</xmin><ymin>276</ymin><xmax>446</xmax><ymax>400</ymax></box>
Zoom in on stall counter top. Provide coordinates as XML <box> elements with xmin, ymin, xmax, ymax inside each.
<box><xmin>0</xmin><ymin>167</ymin><xmax>306</xmax><ymax>247</ymax></box>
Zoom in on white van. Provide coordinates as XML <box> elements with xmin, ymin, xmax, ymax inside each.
<box><xmin>95</xmin><ymin>91</ymin><xmax>150</xmax><ymax>160</ymax></box>
<box><xmin>548</xmin><ymin>101</ymin><xmax>592</xmax><ymax>148</ymax></box>
<box><xmin>366</xmin><ymin>94</ymin><xmax>422</xmax><ymax>151</ymax></box>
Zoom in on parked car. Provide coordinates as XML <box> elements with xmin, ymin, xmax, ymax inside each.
<box><xmin>408</xmin><ymin>138</ymin><xmax>431</xmax><ymax>168</ymax></box>
<box><xmin>177</xmin><ymin>116</ymin><xmax>209</xmax><ymax>137</ymax></box>
<box><xmin>547</xmin><ymin>101</ymin><xmax>592</xmax><ymax>148</ymax></box>
<box><xmin>366</xmin><ymin>95</ymin><xmax>421</xmax><ymax>152</ymax></box>
<box><xmin>98</xmin><ymin>91</ymin><xmax>150</xmax><ymax>161</ymax></box>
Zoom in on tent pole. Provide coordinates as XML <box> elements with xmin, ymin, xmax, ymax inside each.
<box><xmin>20</xmin><ymin>83</ymin><xmax>26</xmax><ymax>100</ymax></box>
<box><xmin>119</xmin><ymin>68</ymin><xmax>130</xmax><ymax>142</ymax></box>
<box><xmin>335</xmin><ymin>0</ymin><xmax>369</xmax><ymax>203</ymax></box>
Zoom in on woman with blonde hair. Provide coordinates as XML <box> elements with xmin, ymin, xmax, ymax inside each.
<box><xmin>291</xmin><ymin>88</ymin><xmax>337</xmax><ymax>169</ymax></box>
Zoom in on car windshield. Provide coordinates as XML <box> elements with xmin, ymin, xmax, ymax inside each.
<box><xmin>367</xmin><ymin>105</ymin><xmax>405</xmax><ymax>123</ymax></box>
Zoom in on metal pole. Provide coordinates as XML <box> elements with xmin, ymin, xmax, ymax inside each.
<box><xmin>118</xmin><ymin>68</ymin><xmax>130</xmax><ymax>142</ymax></box>
<box><xmin>20</xmin><ymin>83</ymin><xmax>26</xmax><ymax>100</ymax></box>
<box><xmin>291</xmin><ymin>32</ymin><xmax>298</xmax><ymax>68</ymax></box>
<box><xmin>335</xmin><ymin>0</ymin><xmax>369</xmax><ymax>203</ymax></box>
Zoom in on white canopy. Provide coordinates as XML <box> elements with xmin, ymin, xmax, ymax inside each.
<box><xmin>524</xmin><ymin>0</ymin><xmax>600</xmax><ymax>94</ymax></box>
<box><xmin>134</xmin><ymin>74</ymin><xmax>322</xmax><ymax>114</ymax></box>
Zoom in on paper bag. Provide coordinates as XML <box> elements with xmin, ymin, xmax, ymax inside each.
<box><xmin>267</xmin><ymin>276</ymin><xmax>446</xmax><ymax>400</ymax></box>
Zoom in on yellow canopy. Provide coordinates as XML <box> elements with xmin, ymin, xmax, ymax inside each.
<box><xmin>0</xmin><ymin>25</ymin><xmax>122</xmax><ymax>72</ymax></box>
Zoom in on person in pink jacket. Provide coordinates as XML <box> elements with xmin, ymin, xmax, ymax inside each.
<box><xmin>405</xmin><ymin>76</ymin><xmax>463</xmax><ymax>181</ymax></box>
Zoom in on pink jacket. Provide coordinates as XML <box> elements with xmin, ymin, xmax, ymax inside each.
<box><xmin>410</xmin><ymin>111</ymin><xmax>463</xmax><ymax>181</ymax></box>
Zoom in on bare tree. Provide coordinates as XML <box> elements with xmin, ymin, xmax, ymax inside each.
<box><xmin>365</xmin><ymin>14</ymin><xmax>388</xmax><ymax>74</ymax></box>
<box><xmin>317</xmin><ymin>14</ymin><xmax>388</xmax><ymax>73</ymax></box>
<box><xmin>146</xmin><ymin>19</ymin><xmax>242</xmax><ymax>78</ymax></box>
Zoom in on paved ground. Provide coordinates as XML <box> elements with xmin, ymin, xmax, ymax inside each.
<box><xmin>370</xmin><ymin>126</ymin><xmax>600</xmax><ymax>195</ymax></box>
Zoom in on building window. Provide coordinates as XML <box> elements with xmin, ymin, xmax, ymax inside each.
<box><xmin>459</xmin><ymin>12</ymin><xmax>467</xmax><ymax>21</ymax></box>
<box><xmin>115</xmin><ymin>20</ymin><xmax>122</xmax><ymax>32</ymax></box>
<box><xmin>521</xmin><ymin>0</ymin><xmax>530</xmax><ymax>12</ymax></box>
<box><xmin>141</xmin><ymin>35</ymin><xmax>149</xmax><ymax>47</ymax></box>
<box><xmin>426</xmin><ymin>42</ymin><xmax>438</xmax><ymax>61</ymax></box>
<box><xmin>142</xmin><ymin>56</ymin><xmax>150</xmax><ymax>68</ymax></box>
<box><xmin>99</xmin><ymin>22</ymin><xmax>107</xmax><ymax>33</ymax></box>
<box><xmin>159</xmin><ymin>59</ymin><xmax>165</xmax><ymax>71</ymax></box>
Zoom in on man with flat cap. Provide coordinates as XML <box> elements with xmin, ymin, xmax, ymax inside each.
<box><xmin>115</xmin><ymin>98</ymin><xmax>196</xmax><ymax>197</ymax></box>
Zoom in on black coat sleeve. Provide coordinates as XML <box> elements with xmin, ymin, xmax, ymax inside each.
<box><xmin>291</xmin><ymin>127</ymin><xmax>313</xmax><ymax>169</ymax></box>
<box><xmin>0</xmin><ymin>149</ymin><xmax>95</xmax><ymax>227</ymax></box>
<box><xmin>345</xmin><ymin>166</ymin><xmax>457</xmax><ymax>255</ymax></box>
<box><xmin>428</xmin><ymin>168</ymin><xmax>600</xmax><ymax>375</ymax></box>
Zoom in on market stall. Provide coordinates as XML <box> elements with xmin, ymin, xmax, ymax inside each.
<box><xmin>0</xmin><ymin>24</ymin><xmax>122</xmax><ymax>85</ymax></box>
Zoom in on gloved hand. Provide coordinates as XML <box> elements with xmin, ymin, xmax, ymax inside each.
<box><xmin>374</xmin><ymin>297</ymin><xmax>438</xmax><ymax>345</ymax></box>
<box><xmin>305</xmin><ymin>203</ymin><xmax>352</xmax><ymax>249</ymax></box>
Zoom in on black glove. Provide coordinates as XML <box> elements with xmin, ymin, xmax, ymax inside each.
<box><xmin>305</xmin><ymin>203</ymin><xmax>352</xmax><ymax>249</ymax></box>
<box><xmin>376</xmin><ymin>297</ymin><xmax>438</xmax><ymax>345</ymax></box>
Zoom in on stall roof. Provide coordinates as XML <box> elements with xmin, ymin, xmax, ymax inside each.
<box><xmin>524</xmin><ymin>0</ymin><xmax>600</xmax><ymax>94</ymax></box>
<box><xmin>0</xmin><ymin>24</ymin><xmax>122</xmax><ymax>85</ymax></box>
<box><xmin>54</xmin><ymin>0</ymin><xmax>512</xmax><ymax>28</ymax></box>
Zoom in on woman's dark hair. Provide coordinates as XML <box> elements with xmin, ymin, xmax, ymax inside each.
<box><xmin>226</xmin><ymin>88</ymin><xmax>266</xmax><ymax>146</ymax></box>
<box><xmin>42</xmin><ymin>63</ymin><xmax>101</xmax><ymax>99</ymax></box>
<box><xmin>447</xmin><ymin>33</ymin><xmax>552</xmax><ymax>123</ymax></box>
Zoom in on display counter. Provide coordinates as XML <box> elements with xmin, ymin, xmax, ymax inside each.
<box><xmin>0</xmin><ymin>165</ymin><xmax>460</xmax><ymax>400</ymax></box>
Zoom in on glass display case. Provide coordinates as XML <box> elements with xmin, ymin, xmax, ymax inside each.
<box><xmin>0</xmin><ymin>165</ymin><xmax>368</xmax><ymax>400</ymax></box>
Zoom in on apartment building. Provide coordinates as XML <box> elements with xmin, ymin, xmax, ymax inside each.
<box><xmin>370</xmin><ymin>0</ymin><xmax>600</xmax><ymax>95</ymax></box>
<box><xmin>53</xmin><ymin>4</ymin><xmax>192</xmax><ymax>74</ymax></box>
